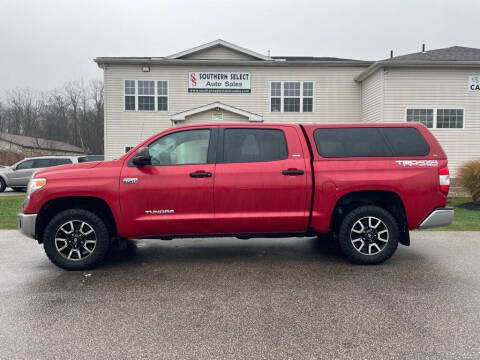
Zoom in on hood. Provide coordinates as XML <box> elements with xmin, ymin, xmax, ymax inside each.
<box><xmin>34</xmin><ymin>161</ymin><xmax>102</xmax><ymax>177</ymax></box>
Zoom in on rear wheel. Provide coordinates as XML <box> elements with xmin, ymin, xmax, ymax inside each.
<box><xmin>338</xmin><ymin>205</ymin><xmax>399</xmax><ymax>265</ymax></box>
<box><xmin>43</xmin><ymin>209</ymin><xmax>111</xmax><ymax>270</ymax></box>
<box><xmin>0</xmin><ymin>178</ymin><xmax>6</xmax><ymax>192</ymax></box>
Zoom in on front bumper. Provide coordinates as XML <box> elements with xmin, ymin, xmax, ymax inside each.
<box><xmin>17</xmin><ymin>213</ymin><xmax>37</xmax><ymax>239</ymax></box>
<box><xmin>418</xmin><ymin>207</ymin><xmax>454</xmax><ymax>229</ymax></box>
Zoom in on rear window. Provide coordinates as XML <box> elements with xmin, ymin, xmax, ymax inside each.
<box><xmin>313</xmin><ymin>127</ymin><xmax>429</xmax><ymax>158</ymax></box>
<box><xmin>50</xmin><ymin>158</ymin><xmax>72</xmax><ymax>166</ymax></box>
<box><xmin>223</xmin><ymin>129</ymin><xmax>288</xmax><ymax>163</ymax></box>
<box><xmin>33</xmin><ymin>158</ymin><xmax>72</xmax><ymax>167</ymax></box>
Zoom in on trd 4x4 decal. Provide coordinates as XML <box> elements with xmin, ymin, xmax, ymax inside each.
<box><xmin>395</xmin><ymin>160</ymin><xmax>438</xmax><ymax>167</ymax></box>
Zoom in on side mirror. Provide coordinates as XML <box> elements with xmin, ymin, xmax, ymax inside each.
<box><xmin>133</xmin><ymin>147</ymin><xmax>151</xmax><ymax>166</ymax></box>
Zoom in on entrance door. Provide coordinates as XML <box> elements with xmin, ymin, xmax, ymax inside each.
<box><xmin>119</xmin><ymin>128</ymin><xmax>216</xmax><ymax>238</ymax></box>
<box><xmin>214</xmin><ymin>126</ymin><xmax>309</xmax><ymax>234</ymax></box>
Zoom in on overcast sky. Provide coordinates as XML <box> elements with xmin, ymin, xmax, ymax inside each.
<box><xmin>1</xmin><ymin>0</ymin><xmax>479</xmax><ymax>95</ymax></box>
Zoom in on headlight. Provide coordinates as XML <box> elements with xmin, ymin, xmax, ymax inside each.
<box><xmin>27</xmin><ymin>178</ymin><xmax>47</xmax><ymax>199</ymax></box>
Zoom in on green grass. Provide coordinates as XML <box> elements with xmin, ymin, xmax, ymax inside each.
<box><xmin>0</xmin><ymin>195</ymin><xmax>479</xmax><ymax>231</ymax></box>
<box><xmin>0</xmin><ymin>195</ymin><xmax>25</xmax><ymax>229</ymax></box>
<box><xmin>426</xmin><ymin>197</ymin><xmax>480</xmax><ymax>231</ymax></box>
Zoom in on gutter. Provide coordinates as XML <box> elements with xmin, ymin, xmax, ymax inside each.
<box><xmin>93</xmin><ymin>58</ymin><xmax>373</xmax><ymax>69</ymax></box>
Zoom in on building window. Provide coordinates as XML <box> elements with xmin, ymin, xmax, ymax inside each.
<box><xmin>406</xmin><ymin>108</ymin><xmax>464</xmax><ymax>129</ymax></box>
<box><xmin>125</xmin><ymin>146</ymin><xmax>135</xmax><ymax>153</ymax></box>
<box><xmin>406</xmin><ymin>109</ymin><xmax>434</xmax><ymax>128</ymax></box>
<box><xmin>157</xmin><ymin>81</ymin><xmax>168</xmax><ymax>111</ymax></box>
<box><xmin>271</xmin><ymin>82</ymin><xmax>281</xmax><ymax>112</ymax></box>
<box><xmin>270</xmin><ymin>81</ymin><xmax>313</xmax><ymax>113</ymax></box>
<box><xmin>437</xmin><ymin>109</ymin><xmax>463</xmax><ymax>128</ymax></box>
<box><xmin>284</xmin><ymin>82</ymin><xmax>300</xmax><ymax>112</ymax></box>
<box><xmin>138</xmin><ymin>80</ymin><xmax>155</xmax><ymax>111</ymax></box>
<box><xmin>125</xmin><ymin>80</ymin><xmax>136</xmax><ymax>110</ymax></box>
<box><xmin>303</xmin><ymin>82</ymin><xmax>313</xmax><ymax>112</ymax></box>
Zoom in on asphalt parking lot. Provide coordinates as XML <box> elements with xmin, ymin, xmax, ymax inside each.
<box><xmin>0</xmin><ymin>231</ymin><xmax>479</xmax><ymax>359</ymax></box>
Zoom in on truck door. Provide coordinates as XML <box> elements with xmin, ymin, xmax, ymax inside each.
<box><xmin>214</xmin><ymin>126</ymin><xmax>309</xmax><ymax>234</ymax></box>
<box><xmin>119</xmin><ymin>128</ymin><xmax>216</xmax><ymax>238</ymax></box>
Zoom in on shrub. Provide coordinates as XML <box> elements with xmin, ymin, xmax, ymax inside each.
<box><xmin>458</xmin><ymin>160</ymin><xmax>480</xmax><ymax>204</ymax></box>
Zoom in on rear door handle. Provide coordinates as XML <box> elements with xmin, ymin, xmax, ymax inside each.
<box><xmin>282</xmin><ymin>169</ymin><xmax>304</xmax><ymax>176</ymax></box>
<box><xmin>190</xmin><ymin>171</ymin><xmax>212</xmax><ymax>178</ymax></box>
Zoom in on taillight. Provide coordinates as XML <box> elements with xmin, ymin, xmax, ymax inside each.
<box><xmin>439</xmin><ymin>166</ymin><xmax>450</xmax><ymax>196</ymax></box>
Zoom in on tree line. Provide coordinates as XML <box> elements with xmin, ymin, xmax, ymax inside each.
<box><xmin>0</xmin><ymin>79</ymin><xmax>104</xmax><ymax>154</ymax></box>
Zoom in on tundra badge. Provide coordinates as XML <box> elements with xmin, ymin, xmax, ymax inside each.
<box><xmin>145</xmin><ymin>210</ymin><xmax>175</xmax><ymax>215</ymax></box>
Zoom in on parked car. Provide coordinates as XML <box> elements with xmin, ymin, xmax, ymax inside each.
<box><xmin>18</xmin><ymin>123</ymin><xmax>453</xmax><ymax>270</ymax></box>
<box><xmin>0</xmin><ymin>155</ymin><xmax>87</xmax><ymax>192</ymax></box>
<box><xmin>78</xmin><ymin>155</ymin><xmax>104</xmax><ymax>162</ymax></box>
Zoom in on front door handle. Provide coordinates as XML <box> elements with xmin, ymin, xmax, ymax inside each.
<box><xmin>282</xmin><ymin>169</ymin><xmax>304</xmax><ymax>176</ymax></box>
<box><xmin>190</xmin><ymin>171</ymin><xmax>212</xmax><ymax>178</ymax></box>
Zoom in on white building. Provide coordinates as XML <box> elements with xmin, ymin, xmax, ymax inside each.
<box><xmin>95</xmin><ymin>40</ymin><xmax>480</xmax><ymax>173</ymax></box>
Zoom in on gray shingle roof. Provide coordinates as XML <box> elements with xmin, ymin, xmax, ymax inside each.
<box><xmin>384</xmin><ymin>46</ymin><xmax>480</xmax><ymax>62</ymax></box>
<box><xmin>0</xmin><ymin>133</ymin><xmax>84</xmax><ymax>153</ymax></box>
<box><xmin>356</xmin><ymin>46</ymin><xmax>480</xmax><ymax>81</ymax></box>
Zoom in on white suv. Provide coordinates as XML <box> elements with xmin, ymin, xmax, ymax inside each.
<box><xmin>0</xmin><ymin>156</ymin><xmax>87</xmax><ymax>192</ymax></box>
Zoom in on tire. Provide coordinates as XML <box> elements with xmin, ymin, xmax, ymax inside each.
<box><xmin>0</xmin><ymin>178</ymin><xmax>6</xmax><ymax>193</ymax></box>
<box><xmin>338</xmin><ymin>205</ymin><xmax>399</xmax><ymax>265</ymax></box>
<box><xmin>11</xmin><ymin>187</ymin><xmax>26</xmax><ymax>192</ymax></box>
<box><xmin>43</xmin><ymin>208</ymin><xmax>111</xmax><ymax>270</ymax></box>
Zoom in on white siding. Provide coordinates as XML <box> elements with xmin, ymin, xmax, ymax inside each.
<box><xmin>382</xmin><ymin>67</ymin><xmax>480</xmax><ymax>174</ymax></box>
<box><xmin>361</xmin><ymin>69</ymin><xmax>383</xmax><ymax>122</ymax></box>
<box><xmin>180</xmin><ymin>46</ymin><xmax>257</xmax><ymax>60</ymax></box>
<box><xmin>104</xmin><ymin>65</ymin><xmax>364</xmax><ymax>159</ymax></box>
<box><xmin>177</xmin><ymin>110</ymin><xmax>248</xmax><ymax>124</ymax></box>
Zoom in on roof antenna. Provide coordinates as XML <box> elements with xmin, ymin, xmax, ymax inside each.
<box><xmin>390</xmin><ymin>50</ymin><xmax>393</xmax><ymax>58</ymax></box>
<box><xmin>422</xmin><ymin>44</ymin><xmax>426</xmax><ymax>53</ymax></box>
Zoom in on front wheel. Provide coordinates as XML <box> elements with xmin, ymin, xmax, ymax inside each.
<box><xmin>0</xmin><ymin>178</ymin><xmax>6</xmax><ymax>192</ymax></box>
<box><xmin>338</xmin><ymin>205</ymin><xmax>399</xmax><ymax>265</ymax></box>
<box><xmin>43</xmin><ymin>209</ymin><xmax>111</xmax><ymax>270</ymax></box>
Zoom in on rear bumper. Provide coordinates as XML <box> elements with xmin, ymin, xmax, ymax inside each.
<box><xmin>17</xmin><ymin>213</ymin><xmax>37</xmax><ymax>239</ymax></box>
<box><xmin>418</xmin><ymin>207</ymin><xmax>454</xmax><ymax>229</ymax></box>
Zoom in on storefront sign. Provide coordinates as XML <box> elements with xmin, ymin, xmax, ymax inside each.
<box><xmin>469</xmin><ymin>76</ymin><xmax>480</xmax><ymax>91</ymax></box>
<box><xmin>212</xmin><ymin>112</ymin><xmax>223</xmax><ymax>121</ymax></box>
<box><xmin>189</xmin><ymin>72</ymin><xmax>251</xmax><ymax>93</ymax></box>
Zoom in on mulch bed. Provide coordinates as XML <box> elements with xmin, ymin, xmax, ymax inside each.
<box><xmin>457</xmin><ymin>202</ymin><xmax>480</xmax><ymax>210</ymax></box>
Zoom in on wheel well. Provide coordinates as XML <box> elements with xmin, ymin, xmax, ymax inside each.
<box><xmin>330</xmin><ymin>191</ymin><xmax>410</xmax><ymax>246</ymax></box>
<box><xmin>36</xmin><ymin>196</ymin><xmax>118</xmax><ymax>244</ymax></box>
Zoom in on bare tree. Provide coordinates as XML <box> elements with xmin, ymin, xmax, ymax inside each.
<box><xmin>0</xmin><ymin>79</ymin><xmax>104</xmax><ymax>154</ymax></box>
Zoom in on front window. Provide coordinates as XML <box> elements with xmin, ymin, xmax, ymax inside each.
<box><xmin>15</xmin><ymin>159</ymin><xmax>35</xmax><ymax>170</ymax></box>
<box><xmin>406</xmin><ymin>108</ymin><xmax>464</xmax><ymax>129</ymax></box>
<box><xmin>148</xmin><ymin>129</ymin><xmax>211</xmax><ymax>165</ymax></box>
<box><xmin>270</xmin><ymin>81</ymin><xmax>313</xmax><ymax>112</ymax></box>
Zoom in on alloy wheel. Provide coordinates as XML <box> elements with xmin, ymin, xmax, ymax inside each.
<box><xmin>54</xmin><ymin>220</ymin><xmax>97</xmax><ymax>261</ymax></box>
<box><xmin>350</xmin><ymin>216</ymin><xmax>389</xmax><ymax>255</ymax></box>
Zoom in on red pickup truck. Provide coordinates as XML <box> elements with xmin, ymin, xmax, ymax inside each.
<box><xmin>18</xmin><ymin>123</ymin><xmax>453</xmax><ymax>270</ymax></box>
